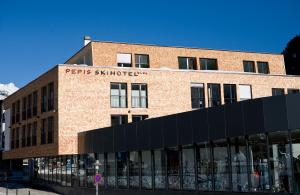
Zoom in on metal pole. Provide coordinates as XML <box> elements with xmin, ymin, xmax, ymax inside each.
<box><xmin>28</xmin><ymin>190</ymin><xmax>31</xmax><ymax>195</ymax></box>
<box><xmin>16</xmin><ymin>189</ymin><xmax>18</xmax><ymax>195</ymax></box>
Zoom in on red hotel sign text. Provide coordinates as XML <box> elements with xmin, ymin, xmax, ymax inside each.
<box><xmin>65</xmin><ymin>68</ymin><xmax>148</xmax><ymax>77</ymax></box>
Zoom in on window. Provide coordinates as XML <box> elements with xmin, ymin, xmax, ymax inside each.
<box><xmin>22</xmin><ymin>125</ymin><xmax>26</xmax><ymax>147</ymax></box>
<box><xmin>243</xmin><ymin>61</ymin><xmax>255</xmax><ymax>73</ymax></box>
<box><xmin>110</xmin><ymin>83</ymin><xmax>127</xmax><ymax>108</ymax></box>
<box><xmin>178</xmin><ymin>57</ymin><xmax>197</xmax><ymax>70</ymax></box>
<box><xmin>117</xmin><ymin>53</ymin><xmax>132</xmax><ymax>67</ymax></box>
<box><xmin>32</xmin><ymin>122</ymin><xmax>37</xmax><ymax>146</ymax></box>
<box><xmin>78</xmin><ymin>155</ymin><xmax>86</xmax><ymax>187</ymax></box>
<box><xmin>41</xmin><ymin>86</ymin><xmax>47</xmax><ymax>113</ymax></box>
<box><xmin>11</xmin><ymin>103</ymin><xmax>16</xmax><ymax>124</ymax></box>
<box><xmin>111</xmin><ymin>115</ymin><xmax>128</xmax><ymax>126</ymax></box>
<box><xmin>191</xmin><ymin>83</ymin><xmax>205</xmax><ymax>109</ymax></box>
<box><xmin>11</xmin><ymin>128</ymin><xmax>15</xmax><ymax>149</ymax></box>
<box><xmin>41</xmin><ymin>119</ymin><xmax>46</xmax><ymax>145</ymax></box>
<box><xmin>22</xmin><ymin>97</ymin><xmax>27</xmax><ymax>121</ymax></box>
<box><xmin>33</xmin><ymin>91</ymin><xmax>38</xmax><ymax>116</ymax></box>
<box><xmin>131</xmin><ymin>84</ymin><xmax>147</xmax><ymax>108</ymax></box>
<box><xmin>257</xmin><ymin>61</ymin><xmax>269</xmax><ymax>74</ymax></box>
<box><xmin>213</xmin><ymin>139</ymin><xmax>230</xmax><ymax>191</ymax></box>
<box><xmin>107</xmin><ymin>153</ymin><xmax>116</xmax><ymax>188</ymax></box>
<box><xmin>16</xmin><ymin>127</ymin><xmax>19</xmax><ymax>148</ymax></box>
<box><xmin>224</xmin><ymin>84</ymin><xmax>237</xmax><ymax>104</ymax></box>
<box><xmin>26</xmin><ymin>124</ymin><xmax>31</xmax><ymax>147</ymax></box>
<box><xmin>117</xmin><ymin>152</ymin><xmax>128</xmax><ymax>188</ymax></box>
<box><xmin>272</xmin><ymin>88</ymin><xmax>285</xmax><ymax>96</ymax></box>
<box><xmin>47</xmin><ymin>116</ymin><xmax>54</xmax><ymax>144</ymax></box>
<box><xmin>230</xmin><ymin>137</ymin><xmax>248</xmax><ymax>192</ymax></box>
<box><xmin>86</xmin><ymin>153</ymin><xmax>96</xmax><ymax>188</ymax></box>
<box><xmin>132</xmin><ymin>115</ymin><xmax>148</xmax><ymax>123</ymax></box>
<box><xmin>239</xmin><ymin>85</ymin><xmax>252</xmax><ymax>101</ymax></box>
<box><xmin>200</xmin><ymin>58</ymin><xmax>218</xmax><ymax>70</ymax></box>
<box><xmin>166</xmin><ymin>147</ymin><xmax>180</xmax><ymax>189</ymax></box>
<box><xmin>207</xmin><ymin>83</ymin><xmax>221</xmax><ymax>107</ymax></box>
<box><xmin>129</xmin><ymin>151</ymin><xmax>139</xmax><ymax>188</ymax></box>
<box><xmin>48</xmin><ymin>82</ymin><xmax>54</xmax><ymax>111</ymax></box>
<box><xmin>197</xmin><ymin>142</ymin><xmax>212</xmax><ymax>191</ymax></box>
<box><xmin>154</xmin><ymin>149</ymin><xmax>166</xmax><ymax>189</ymax></box>
<box><xmin>291</xmin><ymin>129</ymin><xmax>300</xmax><ymax>192</ymax></box>
<box><xmin>16</xmin><ymin>100</ymin><xmax>20</xmax><ymax>123</ymax></box>
<box><xmin>182</xmin><ymin>146</ymin><xmax>195</xmax><ymax>190</ymax></box>
<box><xmin>288</xmin><ymin>88</ymin><xmax>300</xmax><ymax>94</ymax></box>
<box><xmin>27</xmin><ymin>94</ymin><xmax>32</xmax><ymax>118</ymax></box>
<box><xmin>135</xmin><ymin>54</ymin><xmax>149</xmax><ymax>68</ymax></box>
<box><xmin>141</xmin><ymin>151</ymin><xmax>152</xmax><ymax>189</ymax></box>
<box><xmin>96</xmin><ymin>154</ymin><xmax>105</xmax><ymax>187</ymax></box>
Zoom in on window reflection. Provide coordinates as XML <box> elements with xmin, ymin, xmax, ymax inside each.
<box><xmin>129</xmin><ymin>151</ymin><xmax>139</xmax><ymax>188</ymax></box>
<box><xmin>107</xmin><ymin>153</ymin><xmax>116</xmax><ymax>188</ymax></box>
<box><xmin>78</xmin><ymin>155</ymin><xmax>86</xmax><ymax>187</ymax></box>
<box><xmin>154</xmin><ymin>149</ymin><xmax>166</xmax><ymax>189</ymax></box>
<box><xmin>291</xmin><ymin>129</ymin><xmax>300</xmax><ymax>192</ymax></box>
<box><xmin>141</xmin><ymin>151</ymin><xmax>152</xmax><ymax>189</ymax></box>
<box><xmin>86</xmin><ymin>153</ymin><xmax>95</xmax><ymax>188</ymax></box>
<box><xmin>117</xmin><ymin>152</ymin><xmax>128</xmax><ymax>188</ymax></box>
<box><xmin>96</xmin><ymin>154</ymin><xmax>105</xmax><ymax>187</ymax></box>
<box><xmin>167</xmin><ymin>147</ymin><xmax>180</xmax><ymax>189</ymax></box>
<box><xmin>197</xmin><ymin>142</ymin><xmax>212</xmax><ymax>191</ymax></box>
<box><xmin>182</xmin><ymin>146</ymin><xmax>195</xmax><ymax>190</ymax></box>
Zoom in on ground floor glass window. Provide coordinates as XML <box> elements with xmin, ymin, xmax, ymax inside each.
<box><xmin>182</xmin><ymin>146</ymin><xmax>195</xmax><ymax>190</ymax></box>
<box><xmin>141</xmin><ymin>151</ymin><xmax>152</xmax><ymax>189</ymax></box>
<box><xmin>197</xmin><ymin>142</ymin><xmax>212</xmax><ymax>191</ymax></box>
<box><xmin>154</xmin><ymin>149</ymin><xmax>166</xmax><ymax>189</ymax></box>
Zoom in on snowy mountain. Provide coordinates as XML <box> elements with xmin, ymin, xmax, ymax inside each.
<box><xmin>0</xmin><ymin>83</ymin><xmax>19</xmax><ymax>100</ymax></box>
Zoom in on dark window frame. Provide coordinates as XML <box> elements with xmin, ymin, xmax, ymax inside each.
<box><xmin>111</xmin><ymin>115</ymin><xmax>128</xmax><ymax>126</ymax></box>
<box><xmin>207</xmin><ymin>83</ymin><xmax>221</xmax><ymax>107</ymax></box>
<box><xmin>191</xmin><ymin>83</ymin><xmax>205</xmax><ymax>109</ymax></box>
<box><xmin>200</xmin><ymin>58</ymin><xmax>218</xmax><ymax>70</ymax></box>
<box><xmin>223</xmin><ymin>84</ymin><xmax>237</xmax><ymax>104</ymax></box>
<box><xmin>110</xmin><ymin>83</ymin><xmax>128</xmax><ymax>108</ymax></box>
<box><xmin>257</xmin><ymin>61</ymin><xmax>270</xmax><ymax>74</ymax></box>
<box><xmin>243</xmin><ymin>60</ymin><xmax>256</xmax><ymax>73</ymax></box>
<box><xmin>131</xmin><ymin>83</ymin><xmax>148</xmax><ymax>108</ymax></box>
<box><xmin>135</xmin><ymin>54</ymin><xmax>150</xmax><ymax>68</ymax></box>
<box><xmin>178</xmin><ymin>57</ymin><xmax>197</xmax><ymax>70</ymax></box>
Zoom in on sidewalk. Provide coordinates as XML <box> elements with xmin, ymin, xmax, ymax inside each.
<box><xmin>0</xmin><ymin>183</ymin><xmax>59</xmax><ymax>195</ymax></box>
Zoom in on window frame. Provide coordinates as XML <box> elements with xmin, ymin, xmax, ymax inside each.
<box><xmin>200</xmin><ymin>58</ymin><xmax>218</xmax><ymax>70</ymax></box>
<box><xmin>257</xmin><ymin>61</ymin><xmax>270</xmax><ymax>74</ymax></box>
<box><xmin>131</xmin><ymin>83</ymin><xmax>148</xmax><ymax>108</ymax></box>
<box><xmin>110</xmin><ymin>83</ymin><xmax>128</xmax><ymax>108</ymax></box>
<box><xmin>178</xmin><ymin>57</ymin><xmax>197</xmax><ymax>70</ymax></box>
<box><xmin>243</xmin><ymin>60</ymin><xmax>256</xmax><ymax>73</ymax></box>
<box><xmin>135</xmin><ymin>54</ymin><xmax>150</xmax><ymax>68</ymax></box>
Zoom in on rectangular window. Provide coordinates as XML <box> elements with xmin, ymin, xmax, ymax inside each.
<box><xmin>154</xmin><ymin>149</ymin><xmax>166</xmax><ymax>189</ymax></box>
<box><xmin>41</xmin><ymin>86</ymin><xmax>47</xmax><ymax>113</ymax></box>
<box><xmin>11</xmin><ymin>103</ymin><xmax>16</xmax><ymax>124</ymax></box>
<box><xmin>135</xmin><ymin>54</ymin><xmax>149</xmax><ymax>68</ymax></box>
<box><xmin>207</xmin><ymin>83</ymin><xmax>221</xmax><ymax>107</ymax></box>
<box><xmin>32</xmin><ymin>122</ymin><xmax>37</xmax><ymax>146</ymax></box>
<box><xmin>129</xmin><ymin>151</ymin><xmax>139</xmax><ymax>188</ymax></box>
<box><xmin>117</xmin><ymin>152</ymin><xmax>128</xmax><ymax>188</ymax></box>
<box><xmin>26</xmin><ymin>124</ymin><xmax>31</xmax><ymax>147</ymax></box>
<box><xmin>86</xmin><ymin>153</ymin><xmax>95</xmax><ymax>188</ymax></box>
<box><xmin>182</xmin><ymin>146</ymin><xmax>195</xmax><ymax>190</ymax></box>
<box><xmin>22</xmin><ymin>97</ymin><xmax>27</xmax><ymax>121</ymax></box>
<box><xmin>239</xmin><ymin>85</ymin><xmax>252</xmax><ymax>101</ymax></box>
<box><xmin>166</xmin><ymin>147</ymin><xmax>180</xmax><ymax>189</ymax></box>
<box><xmin>272</xmin><ymin>88</ymin><xmax>285</xmax><ymax>96</ymax></box>
<box><xmin>16</xmin><ymin>100</ymin><xmax>20</xmax><ymax>123</ymax></box>
<box><xmin>110</xmin><ymin>83</ymin><xmax>127</xmax><ymax>108</ymax></box>
<box><xmin>197</xmin><ymin>142</ymin><xmax>212</xmax><ymax>191</ymax></box>
<box><xmin>291</xmin><ymin>129</ymin><xmax>300</xmax><ymax>192</ymax></box>
<box><xmin>107</xmin><ymin>153</ymin><xmax>116</xmax><ymax>188</ymax></box>
<box><xmin>257</xmin><ymin>61</ymin><xmax>269</xmax><ymax>74</ymax></box>
<box><xmin>16</xmin><ymin>127</ymin><xmax>19</xmax><ymax>148</ymax></box>
<box><xmin>27</xmin><ymin>94</ymin><xmax>32</xmax><ymax>118</ymax></box>
<box><xmin>11</xmin><ymin>128</ymin><xmax>15</xmax><ymax>149</ymax></box>
<box><xmin>47</xmin><ymin>116</ymin><xmax>54</xmax><ymax>144</ymax></box>
<box><xmin>132</xmin><ymin>115</ymin><xmax>148</xmax><ymax>123</ymax></box>
<box><xmin>141</xmin><ymin>151</ymin><xmax>152</xmax><ymax>189</ymax></box>
<box><xmin>33</xmin><ymin>91</ymin><xmax>38</xmax><ymax>116</ymax></box>
<box><xmin>131</xmin><ymin>84</ymin><xmax>148</xmax><ymax>108</ymax></box>
<box><xmin>243</xmin><ymin>61</ymin><xmax>255</xmax><ymax>73</ymax></box>
<box><xmin>117</xmin><ymin>53</ymin><xmax>132</xmax><ymax>67</ymax></box>
<box><xmin>200</xmin><ymin>58</ymin><xmax>218</xmax><ymax>70</ymax></box>
<box><xmin>41</xmin><ymin>119</ymin><xmax>46</xmax><ymax>145</ymax></box>
<box><xmin>78</xmin><ymin>155</ymin><xmax>86</xmax><ymax>187</ymax></box>
<box><xmin>96</xmin><ymin>154</ymin><xmax>105</xmax><ymax>187</ymax></box>
<box><xmin>48</xmin><ymin>82</ymin><xmax>54</xmax><ymax>111</ymax></box>
<box><xmin>224</xmin><ymin>84</ymin><xmax>237</xmax><ymax>104</ymax></box>
<box><xmin>191</xmin><ymin>83</ymin><xmax>205</xmax><ymax>109</ymax></box>
<box><xmin>288</xmin><ymin>88</ymin><xmax>300</xmax><ymax>94</ymax></box>
<box><xmin>178</xmin><ymin>57</ymin><xmax>197</xmax><ymax>70</ymax></box>
<box><xmin>21</xmin><ymin>125</ymin><xmax>26</xmax><ymax>147</ymax></box>
<box><xmin>111</xmin><ymin>115</ymin><xmax>128</xmax><ymax>126</ymax></box>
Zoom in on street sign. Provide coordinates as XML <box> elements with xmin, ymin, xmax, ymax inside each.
<box><xmin>94</xmin><ymin>173</ymin><xmax>102</xmax><ymax>184</ymax></box>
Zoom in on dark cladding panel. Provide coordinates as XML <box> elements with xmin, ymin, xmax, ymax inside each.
<box><xmin>286</xmin><ymin>94</ymin><xmax>300</xmax><ymax>129</ymax></box>
<box><xmin>208</xmin><ymin>106</ymin><xmax>226</xmax><ymax>140</ymax></box>
<box><xmin>163</xmin><ymin>114</ymin><xmax>178</xmax><ymax>147</ymax></box>
<box><xmin>125</xmin><ymin>123</ymin><xmax>137</xmax><ymax>151</ymax></box>
<box><xmin>149</xmin><ymin>117</ymin><xmax>164</xmax><ymax>149</ymax></box>
<box><xmin>192</xmin><ymin>109</ymin><xmax>209</xmax><ymax>143</ymax></box>
<box><xmin>103</xmin><ymin>127</ymin><xmax>114</xmax><ymax>153</ymax></box>
<box><xmin>92</xmin><ymin>129</ymin><xmax>105</xmax><ymax>153</ymax></box>
<box><xmin>263</xmin><ymin>95</ymin><xmax>288</xmax><ymax>132</ymax></box>
<box><xmin>177</xmin><ymin>111</ymin><xmax>193</xmax><ymax>145</ymax></box>
<box><xmin>114</xmin><ymin>125</ymin><xmax>126</xmax><ymax>152</ymax></box>
<box><xmin>225</xmin><ymin>102</ymin><xmax>245</xmax><ymax>137</ymax></box>
<box><xmin>137</xmin><ymin>120</ymin><xmax>151</xmax><ymax>150</ymax></box>
<box><xmin>242</xmin><ymin>98</ymin><xmax>264</xmax><ymax>135</ymax></box>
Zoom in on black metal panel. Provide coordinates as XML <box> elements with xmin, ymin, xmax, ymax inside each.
<box><xmin>208</xmin><ymin>106</ymin><xmax>226</xmax><ymax>140</ymax></box>
<box><xmin>163</xmin><ymin>114</ymin><xmax>178</xmax><ymax>147</ymax></box>
<box><xmin>225</xmin><ymin>102</ymin><xmax>245</xmax><ymax>137</ymax></box>
<box><xmin>125</xmin><ymin>123</ymin><xmax>137</xmax><ymax>151</ymax></box>
<box><xmin>137</xmin><ymin>119</ymin><xmax>151</xmax><ymax>150</ymax></box>
<box><xmin>286</xmin><ymin>93</ymin><xmax>300</xmax><ymax>130</ymax></box>
<box><xmin>177</xmin><ymin>111</ymin><xmax>194</xmax><ymax>145</ymax></box>
<box><xmin>103</xmin><ymin>126</ymin><xmax>114</xmax><ymax>153</ymax></box>
<box><xmin>192</xmin><ymin>109</ymin><xmax>209</xmax><ymax>143</ymax></box>
<box><xmin>242</xmin><ymin>98</ymin><xmax>264</xmax><ymax>135</ymax></box>
<box><xmin>115</xmin><ymin>125</ymin><xmax>126</xmax><ymax>152</ymax></box>
<box><xmin>263</xmin><ymin>95</ymin><xmax>288</xmax><ymax>132</ymax></box>
<box><xmin>92</xmin><ymin>129</ymin><xmax>105</xmax><ymax>153</ymax></box>
<box><xmin>149</xmin><ymin>117</ymin><xmax>164</xmax><ymax>149</ymax></box>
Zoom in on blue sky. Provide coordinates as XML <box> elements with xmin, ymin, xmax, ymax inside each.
<box><xmin>1</xmin><ymin>0</ymin><xmax>300</xmax><ymax>87</ymax></box>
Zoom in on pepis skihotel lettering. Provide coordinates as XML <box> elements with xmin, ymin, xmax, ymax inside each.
<box><xmin>65</xmin><ymin>68</ymin><xmax>147</xmax><ymax>77</ymax></box>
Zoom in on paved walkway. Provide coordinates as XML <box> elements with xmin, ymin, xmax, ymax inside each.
<box><xmin>0</xmin><ymin>183</ymin><xmax>59</xmax><ymax>195</ymax></box>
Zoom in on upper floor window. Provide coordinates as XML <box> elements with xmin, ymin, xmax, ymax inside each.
<box><xmin>207</xmin><ymin>83</ymin><xmax>221</xmax><ymax>107</ymax></box>
<box><xmin>48</xmin><ymin>82</ymin><xmax>54</xmax><ymax>111</ymax></box>
<box><xmin>239</xmin><ymin>85</ymin><xmax>252</xmax><ymax>101</ymax></box>
<box><xmin>111</xmin><ymin>115</ymin><xmax>128</xmax><ymax>126</ymax></box>
<box><xmin>191</xmin><ymin>83</ymin><xmax>205</xmax><ymax>109</ymax></box>
<box><xmin>132</xmin><ymin>115</ymin><xmax>148</xmax><ymax>123</ymax></box>
<box><xmin>257</xmin><ymin>61</ymin><xmax>269</xmax><ymax>74</ymax></box>
<box><xmin>243</xmin><ymin>61</ymin><xmax>255</xmax><ymax>73</ymax></box>
<box><xmin>16</xmin><ymin>100</ymin><xmax>20</xmax><ymax>123</ymax></box>
<box><xmin>272</xmin><ymin>88</ymin><xmax>285</xmax><ymax>96</ymax></box>
<box><xmin>47</xmin><ymin>116</ymin><xmax>54</xmax><ymax>144</ymax></box>
<box><xmin>288</xmin><ymin>88</ymin><xmax>300</xmax><ymax>94</ymax></box>
<box><xmin>135</xmin><ymin>54</ymin><xmax>149</xmax><ymax>68</ymax></box>
<box><xmin>117</xmin><ymin>53</ymin><xmax>132</xmax><ymax>67</ymax></box>
<box><xmin>22</xmin><ymin>97</ymin><xmax>27</xmax><ymax>121</ymax></box>
<box><xmin>223</xmin><ymin>84</ymin><xmax>237</xmax><ymax>104</ymax></box>
<box><xmin>26</xmin><ymin>124</ymin><xmax>31</xmax><ymax>147</ymax></box>
<box><xmin>131</xmin><ymin>84</ymin><xmax>148</xmax><ymax>108</ymax></box>
<box><xmin>32</xmin><ymin>122</ymin><xmax>37</xmax><ymax>146</ymax></box>
<box><xmin>41</xmin><ymin>86</ymin><xmax>47</xmax><ymax>113</ymax></box>
<box><xmin>200</xmin><ymin>58</ymin><xmax>218</xmax><ymax>70</ymax></box>
<box><xmin>11</xmin><ymin>103</ymin><xmax>16</xmax><ymax>124</ymax></box>
<box><xmin>33</xmin><ymin>91</ymin><xmax>38</xmax><ymax>116</ymax></box>
<box><xmin>27</xmin><ymin>94</ymin><xmax>32</xmax><ymax>118</ymax></box>
<box><xmin>41</xmin><ymin>118</ymin><xmax>46</xmax><ymax>145</ymax></box>
<box><xmin>178</xmin><ymin>57</ymin><xmax>197</xmax><ymax>70</ymax></box>
<box><xmin>111</xmin><ymin>83</ymin><xmax>127</xmax><ymax>108</ymax></box>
